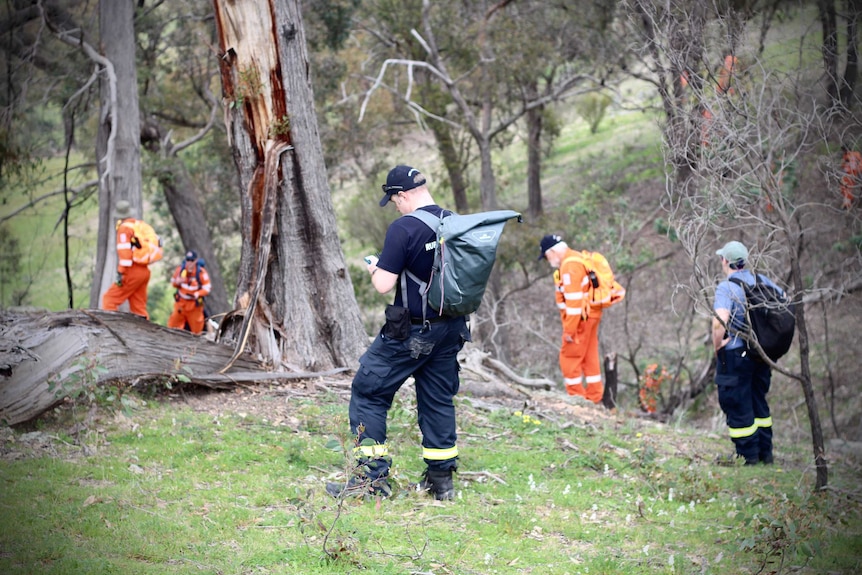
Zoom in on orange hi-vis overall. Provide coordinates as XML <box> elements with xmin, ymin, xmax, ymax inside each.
<box><xmin>717</xmin><ymin>54</ymin><xmax>738</xmax><ymax>95</ymax></box>
<box><xmin>101</xmin><ymin>218</ymin><xmax>152</xmax><ymax>319</ymax></box>
<box><xmin>841</xmin><ymin>150</ymin><xmax>862</xmax><ymax>209</ymax></box>
<box><xmin>556</xmin><ymin>249</ymin><xmax>604</xmax><ymax>403</ymax></box>
<box><xmin>167</xmin><ymin>260</ymin><xmax>212</xmax><ymax>334</ymax></box>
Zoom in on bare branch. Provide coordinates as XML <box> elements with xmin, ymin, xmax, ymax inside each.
<box><xmin>40</xmin><ymin>8</ymin><xmax>117</xmax><ymax>189</ymax></box>
<box><xmin>0</xmin><ymin>179</ymin><xmax>98</xmax><ymax>224</ymax></box>
<box><xmin>357</xmin><ymin>58</ymin><xmax>450</xmax><ymax>123</ymax></box>
<box><xmin>169</xmin><ymin>88</ymin><xmax>220</xmax><ymax>156</ymax></box>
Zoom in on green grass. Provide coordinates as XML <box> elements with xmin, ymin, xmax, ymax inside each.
<box><xmin>1</xmin><ymin>392</ymin><xmax>859</xmax><ymax>575</ymax></box>
<box><xmin>1</xmin><ymin>157</ymin><xmax>97</xmax><ymax>311</ymax></box>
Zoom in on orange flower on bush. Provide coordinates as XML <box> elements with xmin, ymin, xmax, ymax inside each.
<box><xmin>639</xmin><ymin>363</ymin><xmax>669</xmax><ymax>413</ymax></box>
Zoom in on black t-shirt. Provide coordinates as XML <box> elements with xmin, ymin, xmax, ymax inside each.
<box><xmin>376</xmin><ymin>205</ymin><xmax>449</xmax><ymax>319</ymax></box>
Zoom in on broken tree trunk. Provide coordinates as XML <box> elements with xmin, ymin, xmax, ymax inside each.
<box><xmin>211</xmin><ymin>0</ymin><xmax>368</xmax><ymax>372</ymax></box>
<box><xmin>0</xmin><ymin>309</ymin><xmax>281</xmax><ymax>426</ymax></box>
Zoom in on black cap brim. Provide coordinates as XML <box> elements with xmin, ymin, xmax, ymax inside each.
<box><xmin>379</xmin><ymin>192</ymin><xmax>391</xmax><ymax>207</ymax></box>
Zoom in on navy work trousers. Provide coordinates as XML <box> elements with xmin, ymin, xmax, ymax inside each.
<box><xmin>715</xmin><ymin>347</ymin><xmax>773</xmax><ymax>463</ymax></box>
<box><xmin>348</xmin><ymin>316</ymin><xmax>470</xmax><ymax>480</ymax></box>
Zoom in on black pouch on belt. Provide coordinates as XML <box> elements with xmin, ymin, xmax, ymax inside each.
<box><xmin>383</xmin><ymin>304</ymin><xmax>411</xmax><ymax>340</ymax></box>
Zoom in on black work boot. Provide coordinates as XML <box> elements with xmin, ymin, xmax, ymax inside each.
<box><xmin>416</xmin><ymin>468</ymin><xmax>455</xmax><ymax>501</ymax></box>
<box><xmin>325</xmin><ymin>475</ymin><xmax>391</xmax><ymax>499</ymax></box>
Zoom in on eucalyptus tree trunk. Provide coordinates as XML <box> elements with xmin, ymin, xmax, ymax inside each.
<box><xmin>840</xmin><ymin>0</ymin><xmax>861</xmax><ymax>108</ymax></box>
<box><xmin>89</xmin><ymin>0</ymin><xmax>143</xmax><ymax>308</ymax></box>
<box><xmin>430</xmin><ymin>122</ymin><xmax>469</xmax><ymax>213</ymax></box>
<box><xmin>525</xmin><ymin>81</ymin><xmax>544</xmax><ymax>220</ymax></box>
<box><xmin>0</xmin><ymin>309</ymin><xmax>265</xmax><ymax>427</ymax></box>
<box><xmin>818</xmin><ymin>0</ymin><xmax>840</xmax><ymax>105</ymax></box>
<box><xmin>211</xmin><ymin>0</ymin><xmax>366</xmax><ymax>370</ymax></box>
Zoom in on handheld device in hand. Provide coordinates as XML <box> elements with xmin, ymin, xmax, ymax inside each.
<box><xmin>364</xmin><ymin>255</ymin><xmax>378</xmax><ymax>265</ymax></box>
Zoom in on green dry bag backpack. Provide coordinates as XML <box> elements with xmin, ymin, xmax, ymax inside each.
<box><xmin>403</xmin><ymin>209</ymin><xmax>521</xmax><ymax>320</ymax></box>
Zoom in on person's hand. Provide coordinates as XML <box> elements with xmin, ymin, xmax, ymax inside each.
<box><xmin>196</xmin><ymin>296</ymin><xmax>204</xmax><ymax>307</ymax></box>
<box><xmin>364</xmin><ymin>255</ymin><xmax>379</xmax><ymax>276</ymax></box>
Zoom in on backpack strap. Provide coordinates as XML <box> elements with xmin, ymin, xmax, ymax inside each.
<box><xmin>174</xmin><ymin>259</ymin><xmax>204</xmax><ymax>297</ymax></box>
<box><xmin>406</xmin><ymin>208</ymin><xmax>441</xmax><ymax>232</ymax></box>
<box><xmin>726</xmin><ymin>275</ymin><xmax>752</xmax><ymax>341</ymax></box>
<box><xmin>400</xmin><ymin>209</ymin><xmax>446</xmax><ymax>324</ymax></box>
<box><xmin>559</xmin><ymin>254</ymin><xmax>590</xmax><ymax>320</ymax></box>
<box><xmin>400</xmin><ymin>271</ymin><xmax>429</xmax><ymax>324</ymax></box>
<box><xmin>728</xmin><ymin>274</ymin><xmax>761</xmax><ymax>295</ymax></box>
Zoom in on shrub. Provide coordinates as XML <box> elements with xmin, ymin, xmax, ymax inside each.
<box><xmin>574</xmin><ymin>92</ymin><xmax>613</xmax><ymax>134</ymax></box>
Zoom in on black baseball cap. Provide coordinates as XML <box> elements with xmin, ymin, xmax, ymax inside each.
<box><xmin>379</xmin><ymin>165</ymin><xmax>427</xmax><ymax>206</ymax></box>
<box><xmin>538</xmin><ymin>234</ymin><xmax>564</xmax><ymax>260</ymax></box>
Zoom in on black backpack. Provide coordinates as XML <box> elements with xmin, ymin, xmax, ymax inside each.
<box><xmin>728</xmin><ymin>275</ymin><xmax>796</xmax><ymax>362</ymax></box>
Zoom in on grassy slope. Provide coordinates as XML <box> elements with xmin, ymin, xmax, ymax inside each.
<box><xmin>0</xmin><ymin>389</ymin><xmax>859</xmax><ymax>575</ymax></box>
<box><xmin>2</xmin><ymin>6</ymin><xmax>860</xmax><ymax>573</ymax></box>
<box><xmin>1</xmin><ymin>158</ymin><xmax>98</xmax><ymax>310</ymax></box>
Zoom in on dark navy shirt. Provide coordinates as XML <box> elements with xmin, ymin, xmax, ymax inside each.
<box><xmin>376</xmin><ymin>205</ymin><xmax>449</xmax><ymax>319</ymax></box>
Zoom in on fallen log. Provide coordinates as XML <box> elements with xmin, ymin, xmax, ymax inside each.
<box><xmin>459</xmin><ymin>347</ymin><xmax>555</xmax><ymax>391</ymax></box>
<box><xmin>1</xmin><ymin>310</ymin><xmax>561</xmax><ymax>427</ymax></box>
<box><xmin>0</xmin><ymin>309</ymin><xmax>326</xmax><ymax>426</ymax></box>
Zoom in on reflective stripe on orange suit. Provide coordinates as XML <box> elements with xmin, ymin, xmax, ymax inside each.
<box><xmin>557</xmin><ymin>250</ymin><xmax>603</xmax><ymax>403</ymax></box>
<box><xmin>101</xmin><ymin>219</ymin><xmax>151</xmax><ymax>319</ymax></box>
<box><xmin>115</xmin><ymin>219</ymin><xmax>136</xmax><ymax>268</ymax></box>
<box><xmin>102</xmin><ymin>264</ymin><xmax>150</xmax><ymax>319</ymax></box>
<box><xmin>167</xmin><ymin>261</ymin><xmax>211</xmax><ymax>334</ymax></box>
<box><xmin>170</xmin><ymin>260</ymin><xmax>212</xmax><ymax>300</ymax></box>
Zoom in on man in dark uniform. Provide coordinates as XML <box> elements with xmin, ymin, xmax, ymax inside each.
<box><xmin>326</xmin><ymin>165</ymin><xmax>471</xmax><ymax>500</ymax></box>
<box><xmin>712</xmin><ymin>240</ymin><xmax>780</xmax><ymax>465</ymax></box>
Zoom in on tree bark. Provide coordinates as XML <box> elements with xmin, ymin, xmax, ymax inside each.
<box><xmin>840</xmin><ymin>0</ymin><xmax>861</xmax><ymax>107</ymax></box>
<box><xmin>431</xmin><ymin>122</ymin><xmax>470</xmax><ymax>213</ymax></box>
<box><xmin>819</xmin><ymin>0</ymin><xmax>840</xmax><ymax>105</ymax></box>
<box><xmin>0</xmin><ymin>309</ymin><xmax>265</xmax><ymax>426</ymax></box>
<box><xmin>212</xmin><ymin>0</ymin><xmax>367</xmax><ymax>371</ymax></box>
<box><xmin>525</xmin><ymin>81</ymin><xmax>544</xmax><ymax>220</ymax></box>
<box><xmin>629</xmin><ymin>0</ymin><xmax>705</xmax><ymax>189</ymax></box>
<box><xmin>90</xmin><ymin>0</ymin><xmax>143</xmax><ymax>309</ymax></box>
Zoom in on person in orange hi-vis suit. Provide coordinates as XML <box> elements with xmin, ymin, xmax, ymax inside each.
<box><xmin>538</xmin><ymin>234</ymin><xmax>604</xmax><ymax>404</ymax></box>
<box><xmin>101</xmin><ymin>200</ymin><xmax>154</xmax><ymax>319</ymax></box>
<box><xmin>167</xmin><ymin>250</ymin><xmax>212</xmax><ymax>334</ymax></box>
<box><xmin>840</xmin><ymin>145</ymin><xmax>862</xmax><ymax>209</ymax></box>
<box><xmin>717</xmin><ymin>54</ymin><xmax>738</xmax><ymax>95</ymax></box>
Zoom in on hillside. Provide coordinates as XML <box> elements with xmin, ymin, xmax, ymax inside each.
<box><xmin>1</xmin><ymin>0</ymin><xmax>860</xmax><ymax>476</ymax></box>
<box><xmin>1</xmin><ymin>364</ymin><xmax>860</xmax><ymax>574</ymax></box>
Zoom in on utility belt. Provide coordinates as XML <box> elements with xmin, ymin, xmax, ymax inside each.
<box><xmin>384</xmin><ymin>304</ymin><xmax>455</xmax><ymax>340</ymax></box>
<box><xmin>411</xmin><ymin>315</ymin><xmax>452</xmax><ymax>325</ymax></box>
